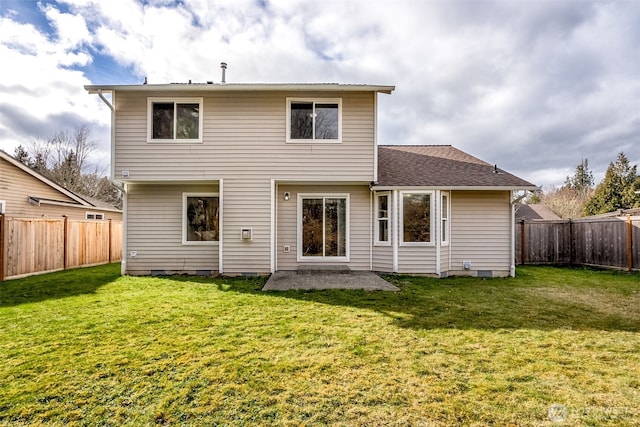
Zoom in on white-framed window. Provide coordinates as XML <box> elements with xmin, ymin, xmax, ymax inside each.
<box><xmin>286</xmin><ymin>98</ymin><xmax>342</xmax><ymax>143</ymax></box>
<box><xmin>148</xmin><ymin>97</ymin><xmax>203</xmax><ymax>142</ymax></box>
<box><xmin>400</xmin><ymin>191</ymin><xmax>434</xmax><ymax>245</ymax></box>
<box><xmin>86</xmin><ymin>212</ymin><xmax>104</xmax><ymax>220</ymax></box>
<box><xmin>297</xmin><ymin>193</ymin><xmax>349</xmax><ymax>261</ymax></box>
<box><xmin>0</xmin><ymin>200</ymin><xmax>5</xmax><ymax>214</ymax></box>
<box><xmin>441</xmin><ymin>192</ymin><xmax>449</xmax><ymax>246</ymax></box>
<box><xmin>183</xmin><ymin>193</ymin><xmax>219</xmax><ymax>245</ymax></box>
<box><xmin>375</xmin><ymin>192</ymin><xmax>390</xmax><ymax>245</ymax></box>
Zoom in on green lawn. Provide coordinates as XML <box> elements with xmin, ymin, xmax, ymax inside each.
<box><xmin>1</xmin><ymin>265</ymin><xmax>639</xmax><ymax>426</ymax></box>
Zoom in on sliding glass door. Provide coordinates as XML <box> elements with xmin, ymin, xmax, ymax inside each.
<box><xmin>299</xmin><ymin>195</ymin><xmax>348</xmax><ymax>260</ymax></box>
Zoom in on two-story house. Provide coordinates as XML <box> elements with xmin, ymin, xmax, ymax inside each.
<box><xmin>86</xmin><ymin>82</ymin><xmax>535</xmax><ymax>277</ymax></box>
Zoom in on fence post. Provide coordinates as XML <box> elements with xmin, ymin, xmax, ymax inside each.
<box><xmin>0</xmin><ymin>214</ymin><xmax>5</xmax><ymax>282</ymax></box>
<box><xmin>628</xmin><ymin>215</ymin><xmax>633</xmax><ymax>271</ymax></box>
<box><xmin>63</xmin><ymin>216</ymin><xmax>68</xmax><ymax>270</ymax></box>
<box><xmin>520</xmin><ymin>220</ymin><xmax>526</xmax><ymax>265</ymax></box>
<box><xmin>108</xmin><ymin>219</ymin><xmax>112</xmax><ymax>264</ymax></box>
<box><xmin>569</xmin><ymin>219</ymin><xmax>574</xmax><ymax>266</ymax></box>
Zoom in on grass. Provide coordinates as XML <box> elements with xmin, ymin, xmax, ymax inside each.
<box><xmin>1</xmin><ymin>265</ymin><xmax>639</xmax><ymax>426</ymax></box>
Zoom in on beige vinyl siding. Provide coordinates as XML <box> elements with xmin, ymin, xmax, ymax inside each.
<box><xmin>126</xmin><ymin>183</ymin><xmax>219</xmax><ymax>274</ymax></box>
<box><xmin>113</xmin><ymin>91</ymin><xmax>375</xmax><ymax>182</ymax></box>
<box><xmin>276</xmin><ymin>184</ymin><xmax>371</xmax><ymax>271</ymax></box>
<box><xmin>397</xmin><ymin>246</ymin><xmax>437</xmax><ymax>274</ymax></box>
<box><xmin>372</xmin><ymin>246</ymin><xmax>393</xmax><ymax>272</ymax></box>
<box><xmin>449</xmin><ymin>190</ymin><xmax>511</xmax><ymax>275</ymax></box>
<box><xmin>222</xmin><ymin>179</ymin><xmax>271</xmax><ymax>274</ymax></box>
<box><xmin>440</xmin><ymin>245</ymin><xmax>450</xmax><ymax>275</ymax></box>
<box><xmin>0</xmin><ymin>158</ymin><xmax>121</xmax><ymax>220</ymax></box>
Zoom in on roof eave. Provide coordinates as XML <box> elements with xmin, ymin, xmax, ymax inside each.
<box><xmin>371</xmin><ymin>185</ymin><xmax>539</xmax><ymax>191</ymax></box>
<box><xmin>85</xmin><ymin>83</ymin><xmax>395</xmax><ymax>95</ymax></box>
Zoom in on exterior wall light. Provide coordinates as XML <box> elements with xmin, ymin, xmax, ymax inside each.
<box><xmin>284</xmin><ymin>192</ymin><xmax>290</xmax><ymax>201</ymax></box>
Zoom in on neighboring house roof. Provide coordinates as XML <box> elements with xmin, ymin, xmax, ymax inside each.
<box><xmin>376</xmin><ymin>145</ymin><xmax>537</xmax><ymax>189</ymax></box>
<box><xmin>0</xmin><ymin>150</ymin><xmax>121</xmax><ymax>213</ymax></box>
<box><xmin>515</xmin><ymin>204</ymin><xmax>561</xmax><ymax>221</ymax></box>
<box><xmin>85</xmin><ymin>82</ymin><xmax>396</xmax><ymax>94</ymax></box>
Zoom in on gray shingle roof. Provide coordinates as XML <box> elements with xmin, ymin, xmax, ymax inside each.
<box><xmin>377</xmin><ymin>145</ymin><xmax>536</xmax><ymax>188</ymax></box>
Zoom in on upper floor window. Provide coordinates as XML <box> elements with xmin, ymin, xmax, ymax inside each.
<box><xmin>286</xmin><ymin>98</ymin><xmax>342</xmax><ymax>143</ymax></box>
<box><xmin>148</xmin><ymin>98</ymin><xmax>203</xmax><ymax>142</ymax></box>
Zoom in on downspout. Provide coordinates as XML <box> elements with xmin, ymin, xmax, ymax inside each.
<box><xmin>392</xmin><ymin>190</ymin><xmax>398</xmax><ymax>272</ymax></box>
<box><xmin>96</xmin><ymin>90</ymin><xmax>123</xmax><ymax>273</ymax></box>
<box><xmin>97</xmin><ymin>90</ymin><xmax>116</xmax><ymax>180</ymax></box>
<box><xmin>510</xmin><ymin>191</ymin><xmax>527</xmax><ymax>277</ymax></box>
<box><xmin>373</xmin><ymin>92</ymin><xmax>379</xmax><ymax>183</ymax></box>
<box><xmin>219</xmin><ymin>179</ymin><xmax>224</xmax><ymax>275</ymax></box>
<box><xmin>369</xmin><ymin>188</ymin><xmax>373</xmax><ymax>271</ymax></box>
<box><xmin>435</xmin><ymin>190</ymin><xmax>441</xmax><ymax>277</ymax></box>
<box><xmin>510</xmin><ymin>196</ymin><xmax>515</xmax><ymax>277</ymax></box>
<box><xmin>121</xmin><ymin>183</ymin><xmax>128</xmax><ymax>275</ymax></box>
<box><xmin>271</xmin><ymin>179</ymin><xmax>276</xmax><ymax>274</ymax></box>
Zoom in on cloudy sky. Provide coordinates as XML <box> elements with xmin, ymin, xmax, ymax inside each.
<box><xmin>0</xmin><ymin>0</ymin><xmax>638</xmax><ymax>188</ymax></box>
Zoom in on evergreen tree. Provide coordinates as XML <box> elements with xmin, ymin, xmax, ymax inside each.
<box><xmin>564</xmin><ymin>158</ymin><xmax>594</xmax><ymax>192</ymax></box>
<box><xmin>584</xmin><ymin>152</ymin><xmax>638</xmax><ymax>215</ymax></box>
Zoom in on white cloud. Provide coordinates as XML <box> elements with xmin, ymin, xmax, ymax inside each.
<box><xmin>0</xmin><ymin>0</ymin><xmax>638</xmax><ymax>187</ymax></box>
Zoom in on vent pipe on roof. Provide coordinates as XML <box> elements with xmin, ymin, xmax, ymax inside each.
<box><xmin>221</xmin><ymin>62</ymin><xmax>227</xmax><ymax>83</ymax></box>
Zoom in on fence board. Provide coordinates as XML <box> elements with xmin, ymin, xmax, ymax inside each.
<box><xmin>1</xmin><ymin>217</ymin><xmax>123</xmax><ymax>280</ymax></box>
<box><xmin>517</xmin><ymin>216</ymin><xmax>639</xmax><ymax>271</ymax></box>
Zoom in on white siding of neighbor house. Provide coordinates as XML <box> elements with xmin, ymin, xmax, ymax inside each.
<box><xmin>113</xmin><ymin>90</ymin><xmax>376</xmax><ymax>182</ymax></box>
<box><xmin>126</xmin><ymin>183</ymin><xmax>219</xmax><ymax>275</ymax></box>
<box><xmin>449</xmin><ymin>190</ymin><xmax>511</xmax><ymax>276</ymax></box>
<box><xmin>276</xmin><ymin>184</ymin><xmax>371</xmax><ymax>271</ymax></box>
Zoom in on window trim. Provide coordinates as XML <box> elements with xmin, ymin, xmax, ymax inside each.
<box><xmin>441</xmin><ymin>192</ymin><xmax>450</xmax><ymax>246</ymax></box>
<box><xmin>374</xmin><ymin>192</ymin><xmax>391</xmax><ymax>246</ymax></box>
<box><xmin>182</xmin><ymin>192</ymin><xmax>220</xmax><ymax>245</ymax></box>
<box><xmin>147</xmin><ymin>97</ymin><xmax>203</xmax><ymax>143</ymax></box>
<box><xmin>297</xmin><ymin>193</ymin><xmax>350</xmax><ymax>262</ymax></box>
<box><xmin>286</xmin><ymin>98</ymin><xmax>342</xmax><ymax>143</ymax></box>
<box><xmin>399</xmin><ymin>191</ymin><xmax>434</xmax><ymax>246</ymax></box>
<box><xmin>85</xmin><ymin>212</ymin><xmax>104</xmax><ymax>220</ymax></box>
<box><xmin>0</xmin><ymin>200</ymin><xmax>5</xmax><ymax>214</ymax></box>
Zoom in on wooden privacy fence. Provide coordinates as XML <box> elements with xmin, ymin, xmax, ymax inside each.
<box><xmin>0</xmin><ymin>215</ymin><xmax>123</xmax><ymax>281</ymax></box>
<box><xmin>516</xmin><ymin>216</ymin><xmax>640</xmax><ymax>271</ymax></box>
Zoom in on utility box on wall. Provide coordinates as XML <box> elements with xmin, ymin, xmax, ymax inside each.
<box><xmin>241</xmin><ymin>228</ymin><xmax>252</xmax><ymax>240</ymax></box>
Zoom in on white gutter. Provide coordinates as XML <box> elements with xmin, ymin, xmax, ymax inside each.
<box><xmin>86</xmin><ymin>83</ymin><xmax>396</xmax><ymax>94</ymax></box>
<box><xmin>372</xmin><ymin>185</ymin><xmax>538</xmax><ymax>192</ymax></box>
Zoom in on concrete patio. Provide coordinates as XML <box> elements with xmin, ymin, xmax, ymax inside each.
<box><xmin>262</xmin><ymin>266</ymin><xmax>399</xmax><ymax>291</ymax></box>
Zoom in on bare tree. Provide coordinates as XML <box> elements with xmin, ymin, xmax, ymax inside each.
<box><xmin>15</xmin><ymin>124</ymin><xmax>121</xmax><ymax>208</ymax></box>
